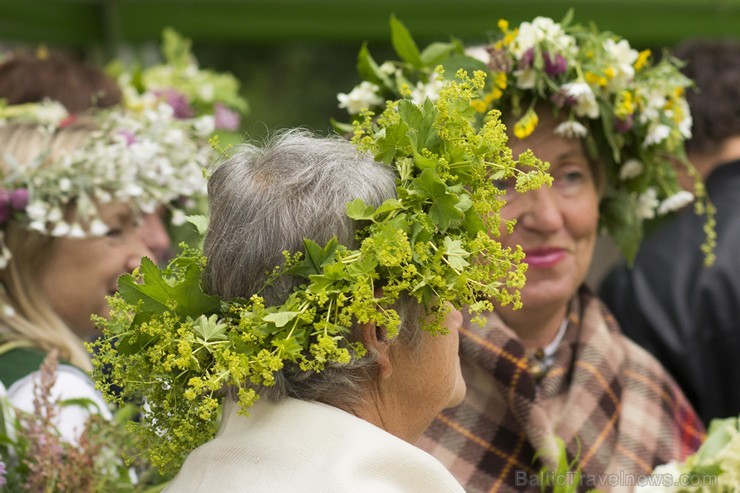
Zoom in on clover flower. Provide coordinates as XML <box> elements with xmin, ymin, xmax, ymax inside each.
<box><xmin>619</xmin><ymin>159</ymin><xmax>644</xmax><ymax>180</ymax></box>
<box><xmin>554</xmin><ymin>120</ymin><xmax>588</xmax><ymax>138</ymax></box>
<box><xmin>658</xmin><ymin>190</ymin><xmax>694</xmax><ymax>215</ymax></box>
<box><xmin>635</xmin><ymin>188</ymin><xmax>659</xmax><ymax>219</ymax></box>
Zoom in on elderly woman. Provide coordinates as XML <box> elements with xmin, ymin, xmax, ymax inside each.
<box><xmin>156</xmin><ymin>131</ymin><xmax>465</xmax><ymax>491</ymax></box>
<box><xmin>0</xmin><ymin>103</ymin><xmax>213</xmax><ymax>443</ymax></box>
<box><xmin>340</xmin><ymin>16</ymin><xmax>707</xmax><ymax>492</ymax></box>
<box><xmin>93</xmin><ymin>74</ymin><xmax>549</xmax><ymax>489</ymax></box>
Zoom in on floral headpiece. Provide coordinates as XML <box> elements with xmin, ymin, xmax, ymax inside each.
<box><xmin>0</xmin><ymin>99</ymin><xmax>215</xmax><ymax>267</ymax></box>
<box><xmin>91</xmin><ymin>72</ymin><xmax>551</xmax><ymax>473</ymax></box>
<box><xmin>108</xmin><ymin>28</ymin><xmax>249</xmax><ymax>135</ymax></box>
<box><xmin>337</xmin><ymin>13</ymin><xmax>715</xmax><ymax>263</ymax></box>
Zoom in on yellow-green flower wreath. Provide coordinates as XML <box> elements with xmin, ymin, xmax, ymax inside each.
<box><xmin>90</xmin><ymin>72</ymin><xmax>551</xmax><ymax>473</ymax></box>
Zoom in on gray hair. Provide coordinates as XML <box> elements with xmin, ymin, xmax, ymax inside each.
<box><xmin>203</xmin><ymin>129</ymin><xmax>421</xmax><ymax>409</ymax></box>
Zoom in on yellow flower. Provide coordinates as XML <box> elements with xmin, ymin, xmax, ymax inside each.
<box><xmin>498</xmin><ymin>19</ymin><xmax>509</xmax><ymax>32</ymax></box>
<box><xmin>503</xmin><ymin>28</ymin><xmax>518</xmax><ymax>46</ymax></box>
<box><xmin>494</xmin><ymin>71</ymin><xmax>507</xmax><ymax>90</ymax></box>
<box><xmin>634</xmin><ymin>49</ymin><xmax>651</xmax><ymax>71</ymax></box>
<box><xmin>674</xmin><ymin>87</ymin><xmax>684</xmax><ymax>98</ymax></box>
<box><xmin>615</xmin><ymin>90</ymin><xmax>634</xmax><ymax>119</ymax></box>
<box><xmin>604</xmin><ymin>67</ymin><xmax>615</xmax><ymax>80</ymax></box>
<box><xmin>471</xmin><ymin>99</ymin><xmax>488</xmax><ymax>113</ymax></box>
<box><xmin>585</xmin><ymin>71</ymin><xmax>608</xmax><ymax>87</ymax></box>
<box><xmin>513</xmin><ymin>109</ymin><xmax>539</xmax><ymax>139</ymax></box>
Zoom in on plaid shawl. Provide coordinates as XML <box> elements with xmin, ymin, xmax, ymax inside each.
<box><xmin>418</xmin><ymin>287</ymin><xmax>704</xmax><ymax>493</ymax></box>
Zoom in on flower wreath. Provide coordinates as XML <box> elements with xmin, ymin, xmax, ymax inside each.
<box><xmin>337</xmin><ymin>13</ymin><xmax>715</xmax><ymax>264</ymax></box>
<box><xmin>0</xmin><ymin>99</ymin><xmax>215</xmax><ymax>268</ymax></box>
<box><xmin>90</xmin><ymin>72</ymin><xmax>551</xmax><ymax>473</ymax></box>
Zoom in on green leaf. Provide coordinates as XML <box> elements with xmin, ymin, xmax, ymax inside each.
<box><xmin>117</xmin><ymin>257</ymin><xmax>221</xmax><ymax>320</ymax></box>
<box><xmin>357</xmin><ymin>42</ymin><xmax>391</xmax><ymax>88</ymax></box>
<box><xmin>600</xmin><ymin>191</ymin><xmax>642</xmax><ymax>264</ymax></box>
<box><xmin>186</xmin><ymin>214</ymin><xmax>209</xmax><ymax>236</ymax></box>
<box><xmin>263</xmin><ymin>311</ymin><xmax>301</xmax><ymax>328</ymax></box>
<box><xmin>390</xmin><ymin>15</ymin><xmax>423</xmax><ymax>68</ymax></box>
<box><xmin>192</xmin><ymin>314</ymin><xmax>228</xmax><ymax>342</ymax></box>
<box><xmin>286</xmin><ymin>238</ymin><xmax>338</xmax><ymax>278</ymax></box>
<box><xmin>330</xmin><ymin>118</ymin><xmax>355</xmax><ymax>135</ymax></box>
<box><xmin>412</xmin><ymin>169</ymin><xmax>465</xmax><ymax>231</ymax></box>
<box><xmin>443</xmin><ymin>237</ymin><xmax>470</xmax><ymax>271</ymax></box>
<box><xmin>346</xmin><ymin>198</ymin><xmax>376</xmax><ymax>221</ymax></box>
<box><xmin>375</xmin><ymin>120</ymin><xmax>409</xmax><ymax>164</ymax></box>
<box><xmin>399</xmin><ymin>99</ymin><xmax>440</xmax><ymax>154</ymax></box>
<box><xmin>161</xmin><ymin>27</ymin><xmax>192</xmax><ymax>68</ymax></box>
<box><xmin>439</xmin><ymin>55</ymin><xmax>489</xmax><ymax>80</ymax></box>
<box><xmin>420</xmin><ymin>42</ymin><xmax>457</xmax><ymax>66</ymax></box>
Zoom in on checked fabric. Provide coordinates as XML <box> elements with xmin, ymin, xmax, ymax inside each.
<box><xmin>418</xmin><ymin>287</ymin><xmax>704</xmax><ymax>493</ymax></box>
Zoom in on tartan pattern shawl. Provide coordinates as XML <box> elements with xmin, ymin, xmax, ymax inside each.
<box><xmin>418</xmin><ymin>287</ymin><xmax>704</xmax><ymax>493</ymax></box>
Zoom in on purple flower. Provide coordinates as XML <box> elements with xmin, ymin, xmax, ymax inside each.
<box><xmin>520</xmin><ymin>48</ymin><xmax>535</xmax><ymax>69</ymax></box>
<box><xmin>155</xmin><ymin>89</ymin><xmax>193</xmax><ymax>119</ymax></box>
<box><xmin>117</xmin><ymin>130</ymin><xmax>136</xmax><ymax>146</ymax></box>
<box><xmin>10</xmin><ymin>188</ymin><xmax>29</xmax><ymax>210</ymax></box>
<box><xmin>214</xmin><ymin>103</ymin><xmax>241</xmax><ymax>131</ymax></box>
<box><xmin>550</xmin><ymin>90</ymin><xmax>577</xmax><ymax>109</ymax></box>
<box><xmin>544</xmin><ymin>52</ymin><xmax>567</xmax><ymax>76</ymax></box>
<box><xmin>615</xmin><ymin>114</ymin><xmax>634</xmax><ymax>133</ymax></box>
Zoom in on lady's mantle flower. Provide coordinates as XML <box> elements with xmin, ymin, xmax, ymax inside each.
<box><xmin>619</xmin><ymin>159</ymin><xmax>644</xmax><ymax>180</ymax></box>
<box><xmin>554</xmin><ymin>120</ymin><xmax>588</xmax><ymax>138</ymax></box>
<box><xmin>337</xmin><ymin>81</ymin><xmax>384</xmax><ymax>115</ymax></box>
<box><xmin>657</xmin><ymin>191</ymin><xmax>694</xmax><ymax>215</ymax></box>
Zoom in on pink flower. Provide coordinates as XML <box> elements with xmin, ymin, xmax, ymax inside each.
<box><xmin>10</xmin><ymin>188</ymin><xmax>29</xmax><ymax>210</ymax></box>
<box><xmin>117</xmin><ymin>130</ymin><xmax>136</xmax><ymax>146</ymax></box>
<box><xmin>214</xmin><ymin>103</ymin><xmax>241</xmax><ymax>131</ymax></box>
<box><xmin>615</xmin><ymin>114</ymin><xmax>634</xmax><ymax>133</ymax></box>
<box><xmin>155</xmin><ymin>89</ymin><xmax>193</xmax><ymax>119</ymax></box>
<box><xmin>544</xmin><ymin>52</ymin><xmax>567</xmax><ymax>76</ymax></box>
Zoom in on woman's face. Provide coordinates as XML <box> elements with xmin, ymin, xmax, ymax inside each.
<box><xmin>389</xmin><ymin>305</ymin><xmax>466</xmax><ymax>434</ymax></box>
<box><xmin>38</xmin><ymin>202</ymin><xmax>161</xmax><ymax>338</ymax></box>
<box><xmin>499</xmin><ymin>112</ymin><xmax>600</xmax><ymax>313</ymax></box>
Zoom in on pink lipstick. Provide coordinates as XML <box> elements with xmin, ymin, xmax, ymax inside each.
<box><xmin>523</xmin><ymin>248</ymin><xmax>566</xmax><ymax>268</ymax></box>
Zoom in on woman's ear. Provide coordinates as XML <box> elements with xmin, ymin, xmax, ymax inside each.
<box><xmin>360</xmin><ymin>322</ymin><xmax>393</xmax><ymax>379</ymax></box>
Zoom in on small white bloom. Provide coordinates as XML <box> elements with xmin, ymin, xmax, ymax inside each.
<box><xmin>379</xmin><ymin>61</ymin><xmax>397</xmax><ymax>75</ymax></box>
<box><xmin>410</xmin><ymin>78</ymin><xmax>444</xmax><ymax>105</ymax></box>
<box><xmin>51</xmin><ymin>221</ymin><xmax>71</xmax><ymax>237</ymax></box>
<box><xmin>643</xmin><ymin>124</ymin><xmax>671</xmax><ymax>147</ymax></box>
<box><xmin>170</xmin><ymin>209</ymin><xmax>187</xmax><ymax>226</ymax></box>
<box><xmin>657</xmin><ymin>191</ymin><xmax>694</xmax><ymax>215</ymax></box>
<box><xmin>513</xmin><ymin>17</ymin><xmax>576</xmax><ymax>58</ymax></box>
<box><xmin>514</xmin><ymin>68</ymin><xmax>537</xmax><ymax>89</ymax></box>
<box><xmin>59</xmin><ymin>177</ymin><xmax>72</xmax><ymax>192</ymax></box>
<box><xmin>198</xmin><ymin>83</ymin><xmax>215</xmax><ymax>102</ymax></box>
<box><xmin>619</xmin><ymin>159</ymin><xmax>644</xmax><ymax>180</ymax></box>
<box><xmin>35</xmin><ymin>100</ymin><xmax>69</xmax><ymax>125</ymax></box>
<box><xmin>635</xmin><ymin>188</ymin><xmax>659</xmax><ymax>220</ymax></box>
<box><xmin>465</xmin><ymin>46</ymin><xmax>490</xmax><ymax>65</ymax></box>
<box><xmin>337</xmin><ymin>81</ymin><xmax>384</xmax><ymax>115</ymax></box>
<box><xmin>28</xmin><ymin>221</ymin><xmax>47</xmax><ymax>234</ymax></box>
<box><xmin>89</xmin><ymin>219</ymin><xmax>109</xmax><ymax>236</ymax></box>
<box><xmin>25</xmin><ymin>202</ymin><xmax>48</xmax><ymax>221</ymax></box>
<box><xmin>68</xmin><ymin>223</ymin><xmax>86</xmax><ymax>238</ymax></box>
<box><xmin>2</xmin><ymin>303</ymin><xmax>16</xmax><ymax>317</ymax></box>
<box><xmin>47</xmin><ymin>207</ymin><xmax>63</xmax><ymax>223</ymax></box>
<box><xmin>603</xmin><ymin>38</ymin><xmax>638</xmax><ymax>90</ymax></box>
<box><xmin>194</xmin><ymin>116</ymin><xmax>215</xmax><ymax>137</ymax></box>
<box><xmin>562</xmin><ymin>82</ymin><xmax>599</xmax><ymax>118</ymax></box>
<box><xmin>554</xmin><ymin>121</ymin><xmax>588</xmax><ymax>138</ymax></box>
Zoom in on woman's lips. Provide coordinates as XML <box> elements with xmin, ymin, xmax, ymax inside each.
<box><xmin>523</xmin><ymin>248</ymin><xmax>566</xmax><ymax>268</ymax></box>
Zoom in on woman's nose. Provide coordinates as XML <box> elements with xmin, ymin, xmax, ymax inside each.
<box><xmin>518</xmin><ymin>186</ymin><xmax>564</xmax><ymax>233</ymax></box>
<box><xmin>136</xmin><ymin>212</ymin><xmax>172</xmax><ymax>264</ymax></box>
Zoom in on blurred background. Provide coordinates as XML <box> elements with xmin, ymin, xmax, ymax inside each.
<box><xmin>1</xmin><ymin>0</ymin><xmax>738</xmax><ymax>285</ymax></box>
<box><xmin>1</xmin><ymin>0</ymin><xmax>739</xmax><ymax>140</ymax></box>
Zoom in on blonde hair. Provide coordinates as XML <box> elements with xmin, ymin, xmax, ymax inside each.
<box><xmin>0</xmin><ymin>121</ymin><xmax>97</xmax><ymax>371</ymax></box>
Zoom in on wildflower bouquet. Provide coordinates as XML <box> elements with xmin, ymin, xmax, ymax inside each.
<box><xmin>108</xmin><ymin>28</ymin><xmax>249</xmax><ymax>135</ymax></box>
<box><xmin>338</xmin><ymin>13</ymin><xmax>714</xmax><ymax>263</ymax></box>
<box><xmin>635</xmin><ymin>415</ymin><xmax>740</xmax><ymax>492</ymax></box>
<box><xmin>0</xmin><ymin>351</ymin><xmax>164</xmax><ymax>492</ymax></box>
<box><xmin>90</xmin><ymin>72</ymin><xmax>551</xmax><ymax>474</ymax></box>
